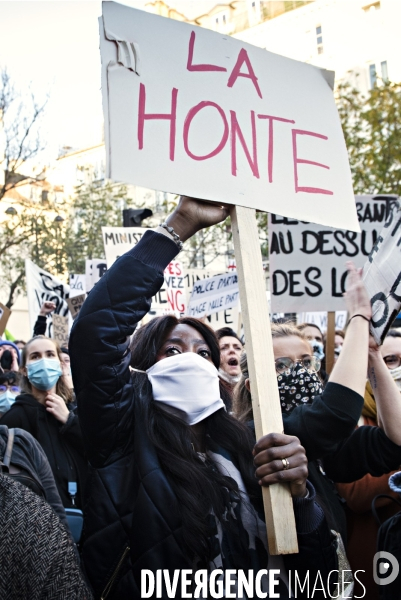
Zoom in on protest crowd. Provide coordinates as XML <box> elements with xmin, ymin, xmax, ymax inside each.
<box><xmin>0</xmin><ymin>195</ymin><xmax>401</xmax><ymax>600</ymax></box>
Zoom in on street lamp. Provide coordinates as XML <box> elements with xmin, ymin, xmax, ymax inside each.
<box><xmin>54</xmin><ymin>215</ymin><xmax>64</xmax><ymax>223</ymax></box>
<box><xmin>5</xmin><ymin>207</ymin><xmax>17</xmax><ymax>215</ymax></box>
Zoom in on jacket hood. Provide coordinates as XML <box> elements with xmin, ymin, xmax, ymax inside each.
<box><xmin>13</xmin><ymin>393</ymin><xmax>45</xmax><ymax>409</ymax></box>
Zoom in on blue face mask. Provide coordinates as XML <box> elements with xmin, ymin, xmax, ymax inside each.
<box><xmin>26</xmin><ymin>358</ymin><xmax>62</xmax><ymax>391</ymax></box>
<box><xmin>0</xmin><ymin>390</ymin><xmax>17</xmax><ymax>413</ymax></box>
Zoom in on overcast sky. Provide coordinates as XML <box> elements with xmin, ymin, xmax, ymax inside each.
<box><xmin>0</xmin><ymin>0</ymin><xmax>220</xmax><ymax>163</ymax></box>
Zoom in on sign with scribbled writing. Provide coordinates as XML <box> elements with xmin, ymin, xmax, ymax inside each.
<box><xmin>188</xmin><ymin>272</ymin><xmax>239</xmax><ymax>318</ymax></box>
<box><xmin>269</xmin><ymin>196</ymin><xmax>398</xmax><ymax>312</ymax></box>
<box><xmin>363</xmin><ymin>199</ymin><xmax>401</xmax><ymax>344</ymax></box>
<box><xmin>25</xmin><ymin>259</ymin><xmax>70</xmax><ymax>337</ymax></box>
<box><xmin>102</xmin><ymin>226</ymin><xmax>145</xmax><ymax>266</ymax></box>
<box><xmin>100</xmin><ymin>1</ymin><xmax>359</xmax><ymax>232</ymax></box>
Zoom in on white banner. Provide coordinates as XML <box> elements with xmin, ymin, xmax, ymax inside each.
<box><xmin>102</xmin><ymin>226</ymin><xmax>145</xmax><ymax>267</ymax></box>
<box><xmin>363</xmin><ymin>200</ymin><xmax>401</xmax><ymax>344</ymax></box>
<box><xmin>100</xmin><ymin>2</ymin><xmax>359</xmax><ymax>232</ymax></box>
<box><xmin>296</xmin><ymin>311</ymin><xmax>347</xmax><ymax>333</ymax></box>
<box><xmin>85</xmin><ymin>259</ymin><xmax>108</xmax><ymax>293</ymax></box>
<box><xmin>269</xmin><ymin>196</ymin><xmax>398</xmax><ymax>313</ymax></box>
<box><xmin>188</xmin><ymin>272</ymin><xmax>239</xmax><ymax>318</ymax></box>
<box><xmin>25</xmin><ymin>259</ymin><xmax>70</xmax><ymax>337</ymax></box>
<box><xmin>69</xmin><ymin>274</ymin><xmax>86</xmax><ymax>298</ymax></box>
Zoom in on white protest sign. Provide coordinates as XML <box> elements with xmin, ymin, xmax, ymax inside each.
<box><xmin>183</xmin><ymin>268</ymin><xmax>240</xmax><ymax>329</ymax></box>
<box><xmin>102</xmin><ymin>226</ymin><xmax>145</xmax><ymax>267</ymax></box>
<box><xmin>268</xmin><ymin>196</ymin><xmax>397</xmax><ymax>313</ymax></box>
<box><xmin>100</xmin><ymin>2</ymin><xmax>359</xmax><ymax>232</ymax></box>
<box><xmin>69</xmin><ymin>274</ymin><xmax>86</xmax><ymax>298</ymax></box>
<box><xmin>85</xmin><ymin>259</ymin><xmax>108</xmax><ymax>292</ymax></box>
<box><xmin>25</xmin><ymin>259</ymin><xmax>70</xmax><ymax>337</ymax></box>
<box><xmin>297</xmin><ymin>311</ymin><xmax>347</xmax><ymax>332</ymax></box>
<box><xmin>188</xmin><ymin>272</ymin><xmax>239</xmax><ymax>318</ymax></box>
<box><xmin>363</xmin><ymin>200</ymin><xmax>401</xmax><ymax>345</ymax></box>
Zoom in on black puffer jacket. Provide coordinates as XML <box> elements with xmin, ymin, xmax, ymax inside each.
<box><xmin>70</xmin><ymin>231</ymin><xmax>339</xmax><ymax>600</ymax></box>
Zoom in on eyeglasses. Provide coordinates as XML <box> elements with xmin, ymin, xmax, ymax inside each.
<box><xmin>0</xmin><ymin>385</ymin><xmax>20</xmax><ymax>393</ymax></box>
<box><xmin>383</xmin><ymin>355</ymin><xmax>401</xmax><ymax>369</ymax></box>
<box><xmin>275</xmin><ymin>355</ymin><xmax>321</xmax><ymax>375</ymax></box>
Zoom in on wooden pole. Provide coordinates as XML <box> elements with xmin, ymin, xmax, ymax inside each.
<box><xmin>230</xmin><ymin>205</ymin><xmax>298</xmax><ymax>555</ymax></box>
<box><xmin>325</xmin><ymin>311</ymin><xmax>336</xmax><ymax>374</ymax></box>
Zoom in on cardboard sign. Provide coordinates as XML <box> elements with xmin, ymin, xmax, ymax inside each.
<box><xmin>269</xmin><ymin>196</ymin><xmax>397</xmax><ymax>313</ymax></box>
<box><xmin>69</xmin><ymin>274</ymin><xmax>86</xmax><ymax>298</ymax></box>
<box><xmin>363</xmin><ymin>200</ymin><xmax>401</xmax><ymax>344</ymax></box>
<box><xmin>85</xmin><ymin>259</ymin><xmax>108</xmax><ymax>293</ymax></box>
<box><xmin>25</xmin><ymin>259</ymin><xmax>70</xmax><ymax>337</ymax></box>
<box><xmin>67</xmin><ymin>294</ymin><xmax>86</xmax><ymax>320</ymax></box>
<box><xmin>102</xmin><ymin>226</ymin><xmax>145</xmax><ymax>267</ymax></box>
<box><xmin>0</xmin><ymin>303</ymin><xmax>11</xmax><ymax>337</ymax></box>
<box><xmin>52</xmin><ymin>314</ymin><xmax>69</xmax><ymax>347</ymax></box>
<box><xmin>100</xmin><ymin>2</ymin><xmax>359</xmax><ymax>232</ymax></box>
<box><xmin>188</xmin><ymin>272</ymin><xmax>239</xmax><ymax>318</ymax></box>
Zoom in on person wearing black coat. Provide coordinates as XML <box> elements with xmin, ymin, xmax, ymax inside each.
<box><xmin>236</xmin><ymin>346</ymin><xmax>401</xmax><ymax>544</ymax></box>
<box><xmin>0</xmin><ymin>336</ymin><xmax>87</xmax><ymax>510</ymax></box>
<box><xmin>70</xmin><ymin>197</ymin><xmax>341</xmax><ymax>600</ymax></box>
<box><xmin>0</xmin><ymin>424</ymin><xmax>68</xmax><ymax>528</ymax></box>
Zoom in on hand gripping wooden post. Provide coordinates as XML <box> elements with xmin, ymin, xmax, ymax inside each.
<box><xmin>230</xmin><ymin>205</ymin><xmax>298</xmax><ymax>555</ymax></box>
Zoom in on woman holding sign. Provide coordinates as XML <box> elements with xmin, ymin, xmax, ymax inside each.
<box><xmin>70</xmin><ymin>197</ymin><xmax>338</xmax><ymax>600</ymax></box>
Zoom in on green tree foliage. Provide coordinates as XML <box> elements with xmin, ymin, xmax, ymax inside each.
<box><xmin>0</xmin><ymin>198</ymin><xmax>67</xmax><ymax>307</ymax></box>
<box><xmin>336</xmin><ymin>80</ymin><xmax>401</xmax><ymax>195</ymax></box>
<box><xmin>62</xmin><ymin>175</ymin><xmax>128</xmax><ymax>274</ymax></box>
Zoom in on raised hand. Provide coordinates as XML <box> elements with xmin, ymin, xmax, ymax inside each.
<box><xmin>39</xmin><ymin>301</ymin><xmax>57</xmax><ymax>317</ymax></box>
<box><xmin>343</xmin><ymin>261</ymin><xmax>371</xmax><ymax>321</ymax></box>
<box><xmin>165</xmin><ymin>196</ymin><xmax>230</xmax><ymax>242</ymax></box>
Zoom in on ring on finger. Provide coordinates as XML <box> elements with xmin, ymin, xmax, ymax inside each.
<box><xmin>281</xmin><ymin>458</ymin><xmax>290</xmax><ymax>470</ymax></box>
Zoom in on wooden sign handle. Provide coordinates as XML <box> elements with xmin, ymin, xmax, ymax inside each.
<box><xmin>325</xmin><ymin>311</ymin><xmax>336</xmax><ymax>374</ymax></box>
<box><xmin>230</xmin><ymin>205</ymin><xmax>298</xmax><ymax>555</ymax></box>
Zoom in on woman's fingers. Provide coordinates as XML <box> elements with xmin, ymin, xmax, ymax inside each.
<box><xmin>253</xmin><ymin>432</ymin><xmax>300</xmax><ymax>456</ymax></box>
<box><xmin>257</xmin><ymin>464</ymin><xmax>308</xmax><ymax>487</ymax></box>
<box><xmin>253</xmin><ymin>438</ymin><xmax>301</xmax><ymax>467</ymax></box>
<box><xmin>253</xmin><ymin>432</ymin><xmax>308</xmax><ymax>490</ymax></box>
<box><xmin>254</xmin><ymin>450</ymin><xmax>307</xmax><ymax>481</ymax></box>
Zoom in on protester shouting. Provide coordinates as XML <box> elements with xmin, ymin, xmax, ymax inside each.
<box><xmin>0</xmin><ymin>335</ymin><xmax>87</xmax><ymax>511</ymax></box>
<box><xmin>70</xmin><ymin>196</ymin><xmax>338</xmax><ymax>600</ymax></box>
<box><xmin>215</xmin><ymin>326</ymin><xmax>243</xmax><ymax>404</ymax></box>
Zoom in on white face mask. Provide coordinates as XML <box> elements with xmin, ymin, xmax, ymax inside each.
<box><xmin>137</xmin><ymin>352</ymin><xmax>226</xmax><ymax>425</ymax></box>
<box><xmin>389</xmin><ymin>365</ymin><xmax>401</xmax><ymax>390</ymax></box>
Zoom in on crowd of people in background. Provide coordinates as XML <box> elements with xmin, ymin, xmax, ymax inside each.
<box><xmin>0</xmin><ymin>196</ymin><xmax>401</xmax><ymax>600</ymax></box>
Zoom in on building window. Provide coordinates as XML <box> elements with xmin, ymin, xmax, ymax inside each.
<box><xmin>369</xmin><ymin>63</ymin><xmax>377</xmax><ymax>88</ymax></box>
<box><xmin>381</xmin><ymin>60</ymin><xmax>388</xmax><ymax>82</ymax></box>
<box><xmin>316</xmin><ymin>25</ymin><xmax>323</xmax><ymax>54</ymax></box>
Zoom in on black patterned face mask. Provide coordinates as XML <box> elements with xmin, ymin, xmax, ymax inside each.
<box><xmin>277</xmin><ymin>362</ymin><xmax>323</xmax><ymax>413</ymax></box>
